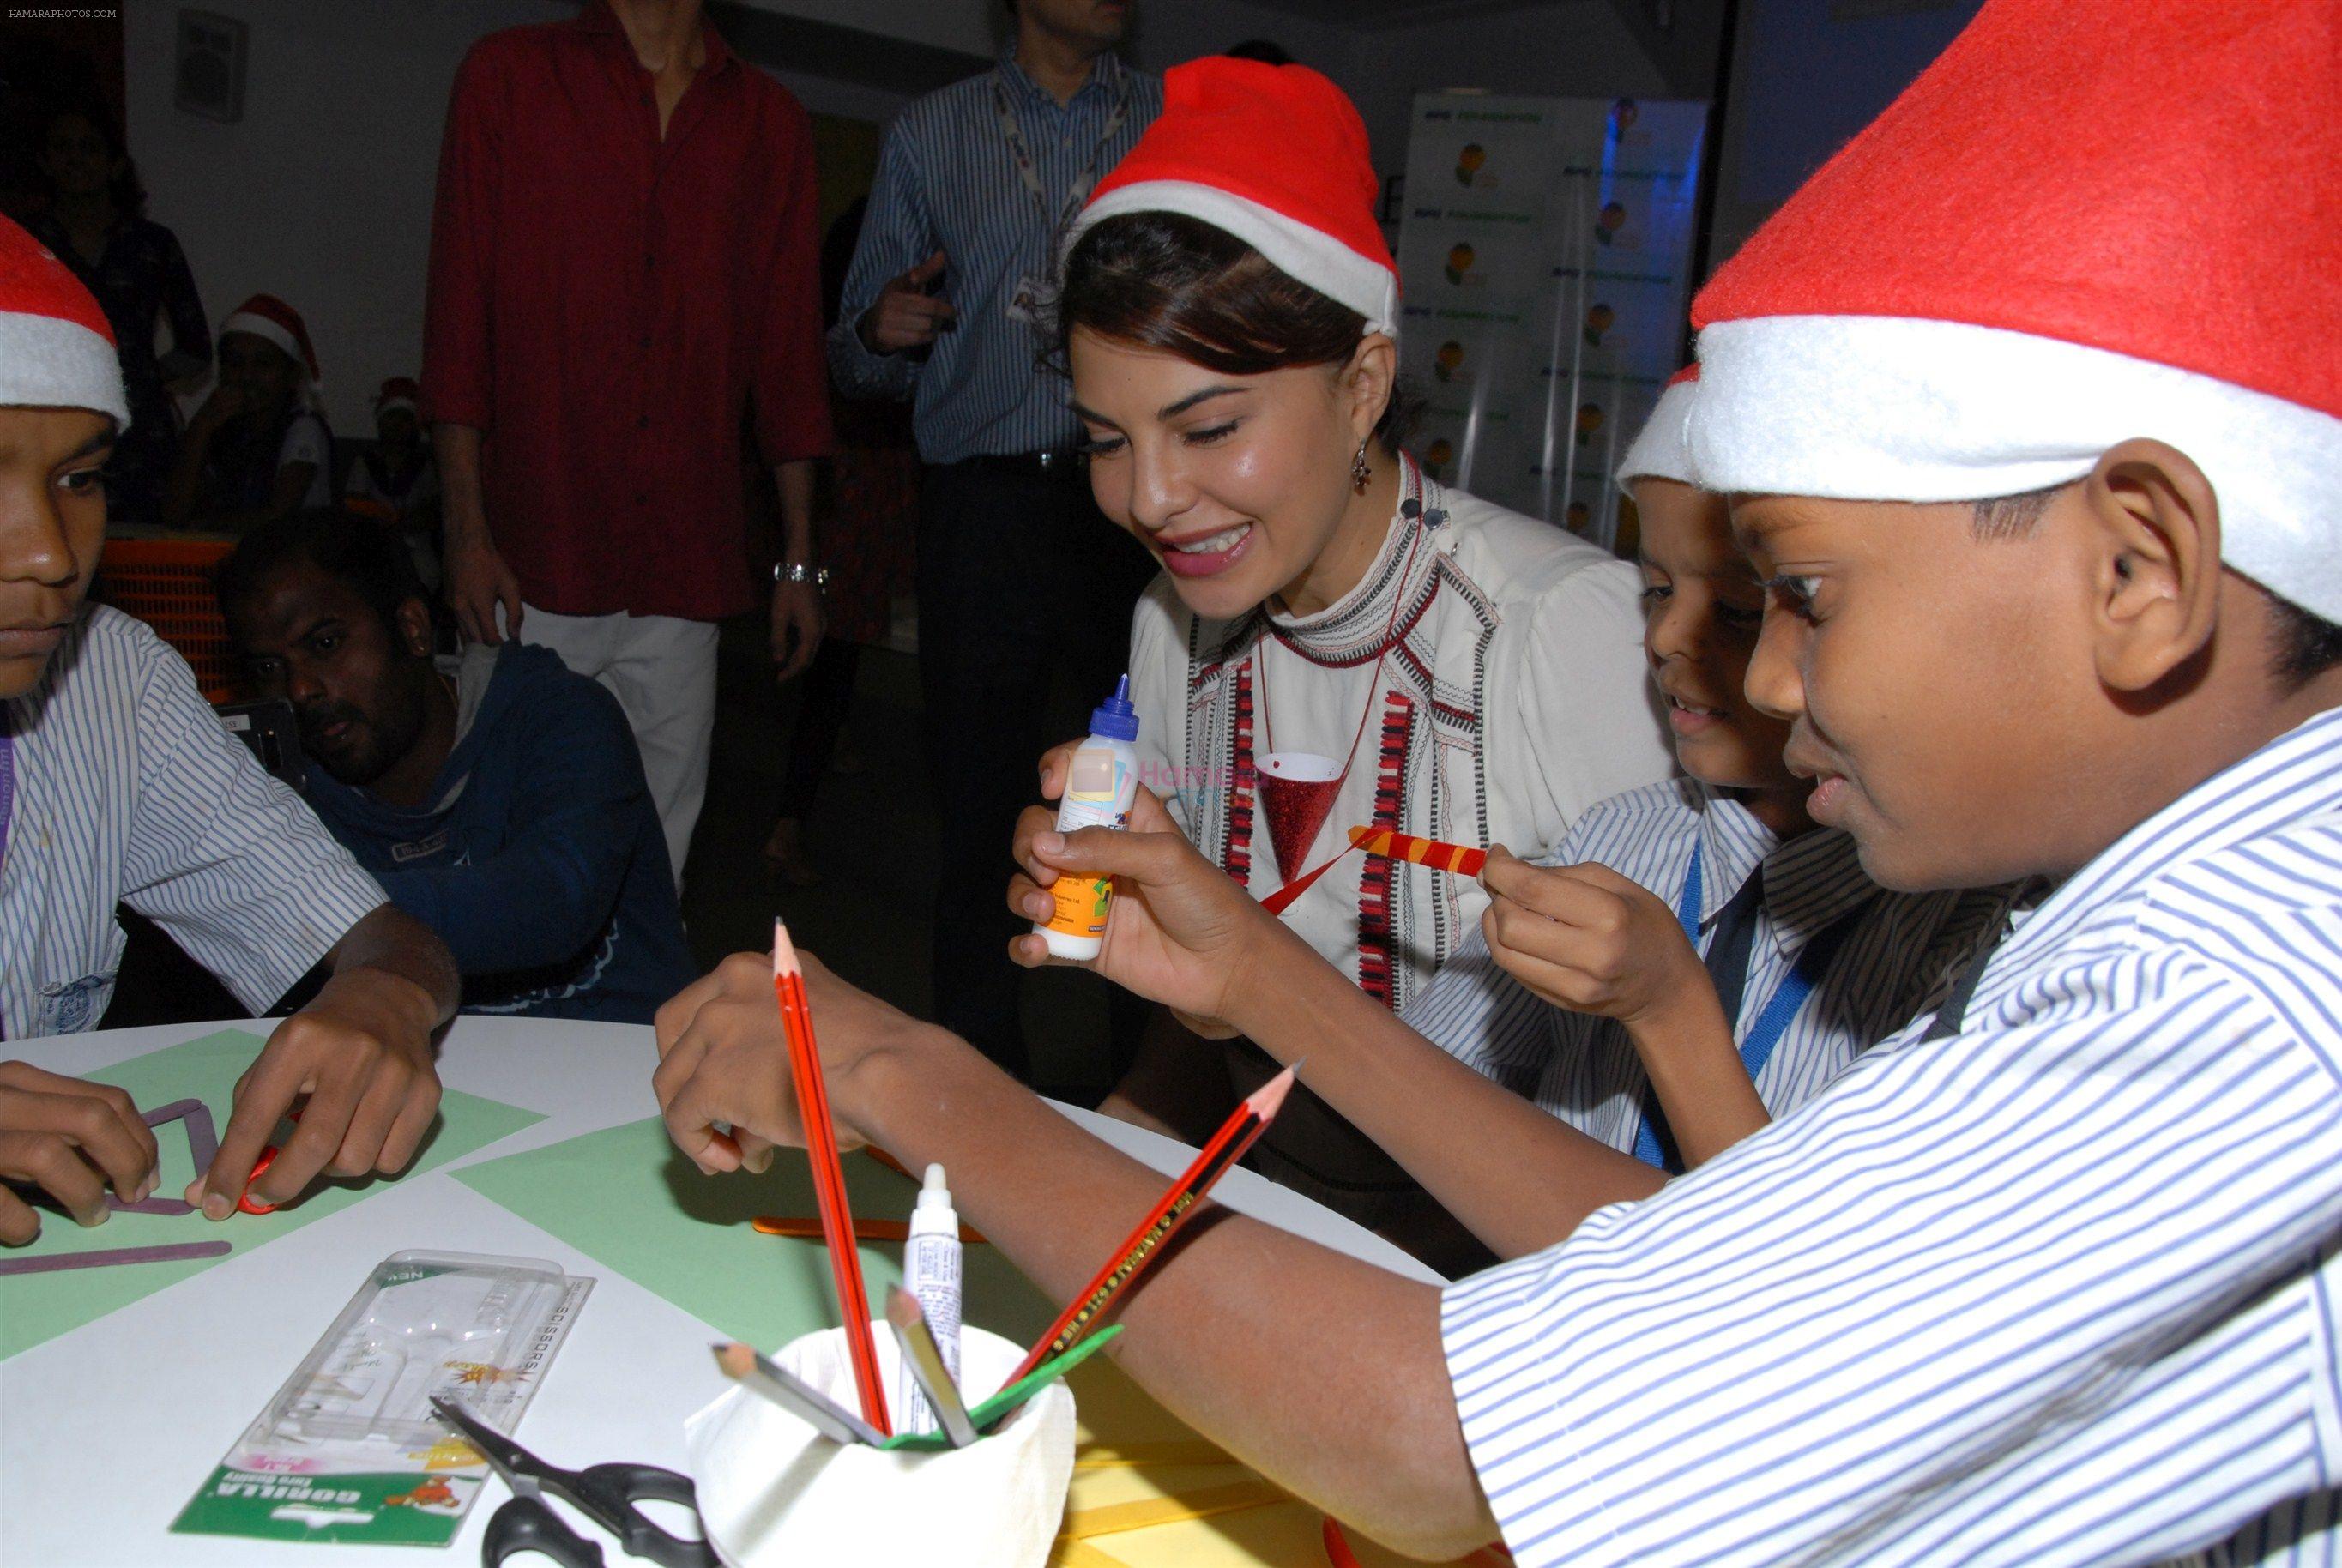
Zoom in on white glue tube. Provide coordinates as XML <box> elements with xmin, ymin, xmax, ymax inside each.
<box><xmin>899</xmin><ymin>1163</ymin><xmax>964</xmax><ymax>1437</ymax></box>
<box><xmin>1034</xmin><ymin>675</ymin><xmax>1142</xmax><ymax>962</ymax></box>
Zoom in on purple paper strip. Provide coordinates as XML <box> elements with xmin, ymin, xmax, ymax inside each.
<box><xmin>0</xmin><ymin>1239</ymin><xmax>232</xmax><ymax>1276</ymax></box>
<box><xmin>107</xmin><ymin>1099</ymin><xmax>220</xmax><ymax>1215</ymax></box>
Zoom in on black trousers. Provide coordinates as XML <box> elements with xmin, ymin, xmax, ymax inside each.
<box><xmin>915</xmin><ymin>457</ymin><xmax>1152</xmax><ymax>1081</ymax></box>
<box><xmin>776</xmin><ymin>637</ymin><xmax>863</xmax><ymax>823</ymax></box>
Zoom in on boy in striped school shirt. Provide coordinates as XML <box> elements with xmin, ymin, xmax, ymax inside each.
<box><xmin>1408</xmin><ymin>376</ymin><xmax>2014</xmax><ymax>1191</ymax></box>
<box><xmin>650</xmin><ymin>2</ymin><xmax>2342</xmax><ymax>1559</ymax></box>
<box><xmin>0</xmin><ymin>219</ymin><xmax>461</xmax><ymax>1249</ymax></box>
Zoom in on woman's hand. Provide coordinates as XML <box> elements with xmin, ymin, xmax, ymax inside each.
<box><xmin>1008</xmin><ymin>781</ymin><xmax>1288</xmax><ymax>1037</ymax></box>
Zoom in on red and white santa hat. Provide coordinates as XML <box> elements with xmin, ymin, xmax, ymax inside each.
<box><xmin>0</xmin><ymin>216</ymin><xmax>128</xmax><ymax>429</ymax></box>
<box><xmin>1065</xmin><ymin>57</ymin><xmax>1397</xmax><ymax>337</ymax></box>
<box><xmin>375</xmin><ymin>376</ymin><xmax>420</xmax><ymax>419</ymax></box>
<box><xmin>221</xmin><ymin>293</ymin><xmax>321</xmax><ymax>388</ymax></box>
<box><xmin>1687</xmin><ymin>0</ymin><xmax>2342</xmax><ymax>623</ymax></box>
<box><xmin>1617</xmin><ymin>365</ymin><xmax>1699</xmax><ymax>491</ymax></box>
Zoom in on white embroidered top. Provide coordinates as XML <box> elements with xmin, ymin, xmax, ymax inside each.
<box><xmin>1126</xmin><ymin>460</ymin><xmax>1675</xmax><ymax>1011</ymax></box>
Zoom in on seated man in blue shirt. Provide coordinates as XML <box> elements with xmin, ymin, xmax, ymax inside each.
<box><xmin>0</xmin><ymin>217</ymin><xmax>458</xmax><ymax>1242</ymax></box>
<box><xmin>218</xmin><ymin>511</ymin><xmax>693</xmax><ymax>1024</ymax></box>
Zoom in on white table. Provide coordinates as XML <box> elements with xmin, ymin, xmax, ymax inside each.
<box><xmin>0</xmin><ymin>1017</ymin><xmax>1439</xmax><ymax>1566</ymax></box>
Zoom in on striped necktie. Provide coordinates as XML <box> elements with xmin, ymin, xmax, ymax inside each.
<box><xmin>1635</xmin><ymin>866</ymin><xmax>1766</xmax><ymax>1172</ymax></box>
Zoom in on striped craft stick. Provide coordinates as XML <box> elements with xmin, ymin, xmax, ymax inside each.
<box><xmin>1347</xmin><ymin>824</ymin><xmax>1488</xmax><ymax>877</ymax></box>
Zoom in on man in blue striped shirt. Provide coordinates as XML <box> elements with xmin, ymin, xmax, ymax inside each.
<box><xmin>828</xmin><ymin>0</ymin><xmax>1159</xmax><ymax>1079</ymax></box>
<box><xmin>654</xmin><ymin>2</ymin><xmax>2342</xmax><ymax>1558</ymax></box>
<box><xmin>0</xmin><ymin>219</ymin><xmax>460</xmax><ymax>1245</ymax></box>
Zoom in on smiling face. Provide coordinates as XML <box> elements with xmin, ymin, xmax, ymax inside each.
<box><xmin>217</xmin><ymin>330</ymin><xmax>300</xmax><ymax>421</ymax></box>
<box><xmin>226</xmin><ymin>559</ymin><xmax>433</xmax><ymax>788</ymax></box>
<box><xmin>1071</xmin><ymin>326</ymin><xmax>1387</xmax><ymax>622</ymax></box>
<box><xmin>1734</xmin><ymin>492</ymin><xmax>2100</xmax><ymax>891</ymax></box>
<box><xmin>0</xmin><ymin>406</ymin><xmax>112</xmax><ymax>699</ymax></box>
<box><xmin>1633</xmin><ymin>478</ymin><xmax>1796</xmax><ymax>802</ymax></box>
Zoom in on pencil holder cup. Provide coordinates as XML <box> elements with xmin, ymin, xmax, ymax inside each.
<box><xmin>686</xmin><ymin>1321</ymin><xmax>1076</xmax><ymax>1568</ymax></box>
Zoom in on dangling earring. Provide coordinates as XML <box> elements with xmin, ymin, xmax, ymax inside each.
<box><xmin>1350</xmin><ymin>437</ymin><xmax>1372</xmax><ymax>494</ymax></box>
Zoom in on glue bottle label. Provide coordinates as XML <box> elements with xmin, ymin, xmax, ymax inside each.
<box><xmin>1041</xmin><ymin>751</ymin><xmax>1132</xmax><ymax>940</ymax></box>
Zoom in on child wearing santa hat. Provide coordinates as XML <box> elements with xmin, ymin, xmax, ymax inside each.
<box><xmin>1388</xmin><ymin>370</ymin><xmax>2020</xmax><ymax>1209</ymax></box>
<box><xmin>162</xmin><ymin>292</ymin><xmax>333</xmax><ymax>532</ymax></box>
<box><xmin>1035</xmin><ymin>58</ymin><xmax>1673</xmax><ymax>1247</ymax></box>
<box><xmin>345</xmin><ymin>376</ymin><xmax>444</xmax><ymax>591</ymax></box>
<box><xmin>0</xmin><ymin>217</ymin><xmax>459</xmax><ymax>1239</ymax></box>
<box><xmin>647</xmin><ymin>3</ymin><xmax>2342</xmax><ymax>1559</ymax></box>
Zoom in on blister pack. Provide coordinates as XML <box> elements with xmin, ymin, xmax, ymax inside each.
<box><xmin>172</xmin><ymin>1250</ymin><xmax>592</xmax><ymax>1547</ymax></box>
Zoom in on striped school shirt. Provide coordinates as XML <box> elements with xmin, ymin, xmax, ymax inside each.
<box><xmin>1404</xmin><ymin>776</ymin><xmax>2016</xmax><ymax>1155</ymax></box>
<box><xmin>1442</xmin><ymin>706</ymin><xmax>2342</xmax><ymax>1566</ymax></box>
<box><xmin>827</xmin><ymin>49</ymin><xmax>1160</xmax><ymax>465</ymax></box>
<box><xmin>0</xmin><ymin>607</ymin><xmax>387</xmax><ymax>1040</ymax></box>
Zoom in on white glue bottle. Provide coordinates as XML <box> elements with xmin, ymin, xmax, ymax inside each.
<box><xmin>1034</xmin><ymin>675</ymin><xmax>1142</xmax><ymax>962</ymax></box>
<box><xmin>900</xmin><ymin>1163</ymin><xmax>964</xmax><ymax>1437</ymax></box>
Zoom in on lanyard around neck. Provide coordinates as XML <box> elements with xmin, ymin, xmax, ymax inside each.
<box><xmin>0</xmin><ymin>717</ymin><xmax>13</xmax><ymax>1043</ymax></box>
<box><xmin>1631</xmin><ymin>837</ymin><xmax>1862</xmax><ymax>1171</ymax></box>
<box><xmin>993</xmin><ymin>69</ymin><xmax>1132</xmax><ymax>231</ymax></box>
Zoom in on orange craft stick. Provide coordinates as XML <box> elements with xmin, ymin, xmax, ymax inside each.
<box><xmin>774</xmin><ymin>920</ymin><xmax>891</xmax><ymax>1436</ymax></box>
<box><xmin>751</xmin><ymin>1216</ymin><xmax>988</xmax><ymax>1245</ymax></box>
<box><xmin>1346</xmin><ymin>824</ymin><xmax>1488</xmax><ymax>877</ymax></box>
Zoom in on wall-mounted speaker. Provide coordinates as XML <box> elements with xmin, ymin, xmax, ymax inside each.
<box><xmin>174</xmin><ymin>9</ymin><xmax>245</xmax><ymax>124</ymax></box>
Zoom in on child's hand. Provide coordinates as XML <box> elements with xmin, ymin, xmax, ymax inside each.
<box><xmin>1007</xmin><ymin>785</ymin><xmax>1293</xmax><ymax>1036</ymax></box>
<box><xmin>191</xmin><ymin>382</ymin><xmax>249</xmax><ymax>431</ymax></box>
<box><xmin>0</xmin><ymin>1063</ymin><xmax>160</xmax><ymax>1243</ymax></box>
<box><xmin>1480</xmin><ymin>847</ymin><xmax>1710</xmax><ymax>1028</ymax></box>
<box><xmin>195</xmin><ymin>969</ymin><xmax>443</xmax><ymax>1216</ymax></box>
<box><xmin>653</xmin><ymin>949</ymin><xmax>932</xmax><ymax>1176</ymax></box>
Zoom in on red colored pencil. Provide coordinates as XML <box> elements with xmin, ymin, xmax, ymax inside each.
<box><xmin>1007</xmin><ymin>1065</ymin><xmax>1298</xmax><ymax>1385</ymax></box>
<box><xmin>774</xmin><ymin>920</ymin><xmax>891</xmax><ymax>1436</ymax></box>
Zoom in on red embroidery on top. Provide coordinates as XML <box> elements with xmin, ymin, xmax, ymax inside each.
<box><xmin>1222</xmin><ymin>660</ymin><xmax>1258</xmax><ymax>886</ymax></box>
<box><xmin>1355</xmin><ymin>691</ymin><xmax>1416</xmax><ymax>1010</ymax></box>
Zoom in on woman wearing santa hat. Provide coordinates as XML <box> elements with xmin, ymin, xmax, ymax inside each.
<box><xmin>1050</xmin><ymin>57</ymin><xmax>1674</xmax><ymax>1235</ymax></box>
<box><xmin>161</xmin><ymin>292</ymin><xmax>334</xmax><ymax>533</ymax></box>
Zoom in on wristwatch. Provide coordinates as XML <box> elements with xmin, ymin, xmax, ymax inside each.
<box><xmin>774</xmin><ymin>561</ymin><xmax>830</xmax><ymax>592</ymax></box>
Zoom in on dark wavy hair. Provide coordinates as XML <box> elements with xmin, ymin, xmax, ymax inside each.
<box><xmin>215</xmin><ymin>509</ymin><xmax>428</xmax><ymax>643</ymax></box>
<box><xmin>39</xmin><ymin>104</ymin><xmax>146</xmax><ymax>220</ymax></box>
<box><xmin>1053</xmin><ymin>210</ymin><xmax>1410</xmax><ymax>455</ymax></box>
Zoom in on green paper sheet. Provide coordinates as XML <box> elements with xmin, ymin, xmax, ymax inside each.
<box><xmin>456</xmin><ymin>1116</ymin><xmax>1234</xmax><ymax>1462</ymax></box>
<box><xmin>455</xmin><ymin>1116</ymin><xmax>1065</xmax><ymax>1365</ymax></box>
<box><xmin>1</xmin><ymin>1028</ymin><xmax>542</xmax><ymax>1360</ymax></box>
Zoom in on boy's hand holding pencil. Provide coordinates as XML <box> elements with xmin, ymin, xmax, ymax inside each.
<box><xmin>653</xmin><ymin>946</ymin><xmax>933</xmax><ymax>1176</ymax></box>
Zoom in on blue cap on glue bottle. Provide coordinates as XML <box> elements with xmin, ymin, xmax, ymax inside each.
<box><xmin>1089</xmin><ymin>674</ymin><xmax>1138</xmax><ymax>742</ymax></box>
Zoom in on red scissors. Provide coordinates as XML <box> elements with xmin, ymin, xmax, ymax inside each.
<box><xmin>238</xmin><ymin>1107</ymin><xmax>301</xmax><ymax>1215</ymax></box>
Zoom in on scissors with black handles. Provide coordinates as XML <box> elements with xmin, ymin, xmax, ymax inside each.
<box><xmin>427</xmin><ymin>1396</ymin><xmax>717</xmax><ymax>1568</ymax></box>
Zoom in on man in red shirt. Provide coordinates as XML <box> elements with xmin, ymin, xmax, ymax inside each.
<box><xmin>423</xmin><ymin>0</ymin><xmax>832</xmax><ymax>891</ymax></box>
